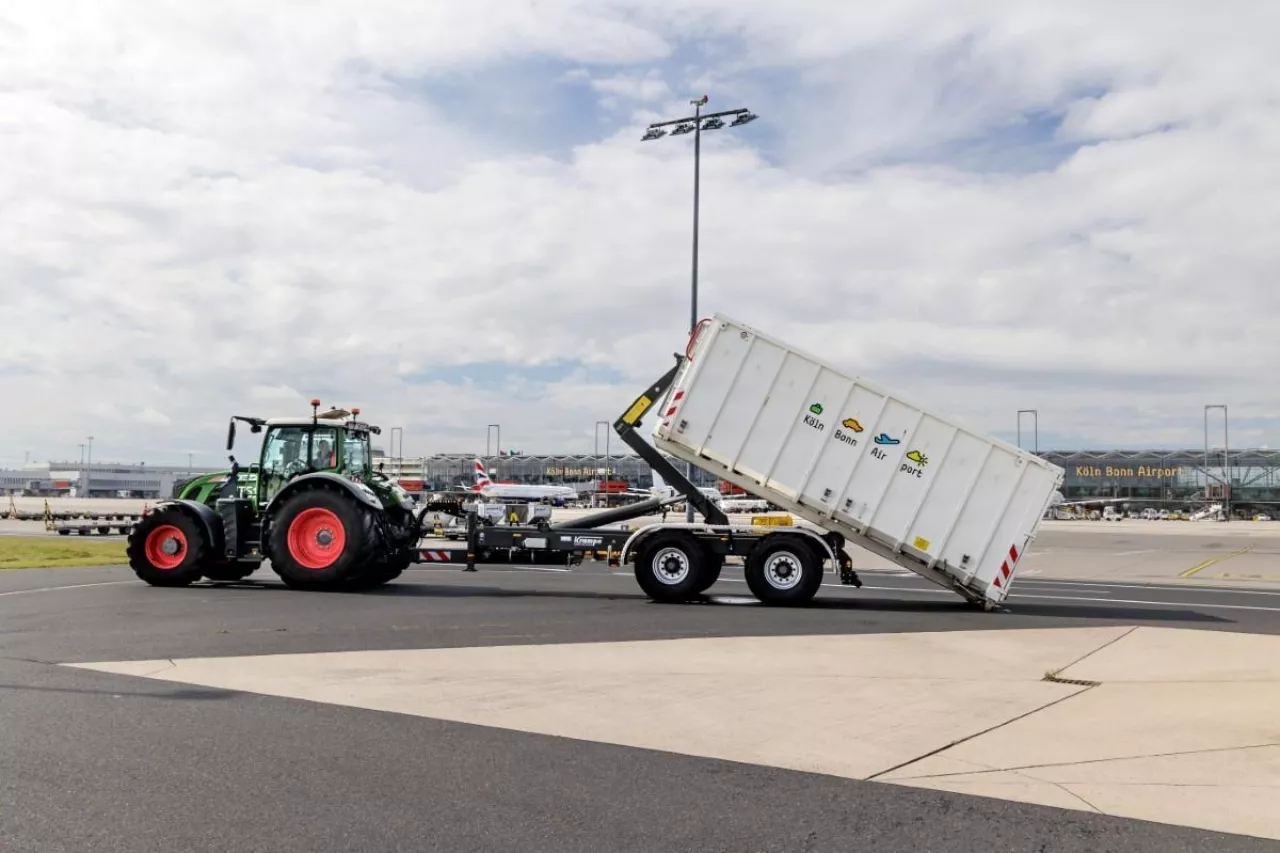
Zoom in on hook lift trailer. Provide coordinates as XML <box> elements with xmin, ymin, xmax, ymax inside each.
<box><xmin>432</xmin><ymin>354</ymin><xmax>860</xmax><ymax>606</ymax></box>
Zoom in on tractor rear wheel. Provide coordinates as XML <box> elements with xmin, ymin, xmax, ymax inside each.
<box><xmin>344</xmin><ymin>548</ymin><xmax>411</xmax><ymax>591</ymax></box>
<box><xmin>267</xmin><ymin>489</ymin><xmax>380</xmax><ymax>590</ymax></box>
<box><xmin>127</xmin><ymin>507</ymin><xmax>210</xmax><ymax>587</ymax></box>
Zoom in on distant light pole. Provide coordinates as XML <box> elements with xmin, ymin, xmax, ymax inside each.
<box><xmin>593</xmin><ymin>421</ymin><xmax>612</xmax><ymax>471</ymax></box>
<box><xmin>1016</xmin><ymin>410</ymin><xmax>1039</xmax><ymax>454</ymax></box>
<box><xmin>642</xmin><ymin>96</ymin><xmax>759</xmax><ymax>335</ymax></box>
<box><xmin>486</xmin><ymin>424</ymin><xmax>500</xmax><ymax>458</ymax></box>
<box><xmin>1205</xmin><ymin>405</ymin><xmax>1229</xmax><ymax>519</ymax></box>
<box><xmin>390</xmin><ymin>427</ymin><xmax>404</xmax><ymax>476</ymax></box>
<box><xmin>85</xmin><ymin>435</ymin><xmax>93</xmax><ymax>498</ymax></box>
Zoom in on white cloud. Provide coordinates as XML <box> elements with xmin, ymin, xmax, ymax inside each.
<box><xmin>1</xmin><ymin>0</ymin><xmax>1278</xmax><ymax>470</ymax></box>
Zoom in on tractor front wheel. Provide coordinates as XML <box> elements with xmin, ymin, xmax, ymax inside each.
<box><xmin>127</xmin><ymin>508</ymin><xmax>210</xmax><ymax>587</ymax></box>
<box><xmin>267</xmin><ymin>489</ymin><xmax>379</xmax><ymax>589</ymax></box>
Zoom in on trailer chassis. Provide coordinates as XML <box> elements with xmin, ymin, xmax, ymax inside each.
<box><xmin>414</xmin><ymin>355</ymin><xmax>864</xmax><ymax>606</ymax></box>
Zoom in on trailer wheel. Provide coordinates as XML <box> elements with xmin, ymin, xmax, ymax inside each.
<box><xmin>127</xmin><ymin>507</ymin><xmax>209</xmax><ymax>587</ymax></box>
<box><xmin>744</xmin><ymin>535</ymin><xmax>823</xmax><ymax>606</ymax></box>
<box><xmin>268</xmin><ymin>488</ymin><xmax>380</xmax><ymax>590</ymax></box>
<box><xmin>694</xmin><ymin>555</ymin><xmax>724</xmax><ymax>593</ymax></box>
<box><xmin>633</xmin><ymin>532</ymin><xmax>709</xmax><ymax>602</ymax></box>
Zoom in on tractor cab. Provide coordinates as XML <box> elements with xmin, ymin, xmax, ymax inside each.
<box><xmin>253</xmin><ymin>404</ymin><xmax>377</xmax><ymax>507</ymax></box>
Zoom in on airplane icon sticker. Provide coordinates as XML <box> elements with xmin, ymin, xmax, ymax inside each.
<box><xmin>874</xmin><ymin>434</ymin><xmax>900</xmax><ymax>446</ymax></box>
<box><xmin>841</xmin><ymin>418</ymin><xmax>864</xmax><ymax>433</ymax></box>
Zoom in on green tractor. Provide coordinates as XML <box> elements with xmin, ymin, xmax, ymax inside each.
<box><xmin>127</xmin><ymin>399</ymin><xmax>422</xmax><ymax>590</ymax></box>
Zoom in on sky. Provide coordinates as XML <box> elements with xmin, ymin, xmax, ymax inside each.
<box><xmin>2</xmin><ymin>0</ymin><xmax>1278</xmax><ymax>469</ymax></box>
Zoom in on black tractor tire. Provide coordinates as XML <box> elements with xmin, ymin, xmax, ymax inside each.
<box><xmin>633</xmin><ymin>531</ymin><xmax>709</xmax><ymax>603</ymax></box>
<box><xmin>744</xmin><ymin>534</ymin><xmax>824</xmax><ymax>606</ymax></box>
<box><xmin>127</xmin><ymin>507</ymin><xmax>210</xmax><ymax>587</ymax></box>
<box><xmin>267</xmin><ymin>488</ymin><xmax>381</xmax><ymax>590</ymax></box>
<box><xmin>202</xmin><ymin>563</ymin><xmax>260</xmax><ymax>583</ymax></box>
<box><xmin>344</xmin><ymin>547</ymin><xmax>412</xmax><ymax>591</ymax></box>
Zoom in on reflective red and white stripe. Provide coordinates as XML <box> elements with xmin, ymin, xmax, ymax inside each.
<box><xmin>418</xmin><ymin>550</ymin><xmax>454</xmax><ymax>562</ymax></box>
<box><xmin>664</xmin><ymin>390</ymin><xmax>685</xmax><ymax>419</ymax></box>
<box><xmin>992</xmin><ymin>544</ymin><xmax>1020</xmax><ymax>589</ymax></box>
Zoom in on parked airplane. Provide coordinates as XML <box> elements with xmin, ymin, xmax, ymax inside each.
<box><xmin>623</xmin><ymin>472</ymin><xmax>771</xmax><ymax>511</ymax></box>
<box><xmin>1044</xmin><ymin>491</ymin><xmax>1129</xmax><ymax>519</ymax></box>
<box><xmin>471</xmin><ymin>459</ymin><xmax>577</xmax><ymax>503</ymax></box>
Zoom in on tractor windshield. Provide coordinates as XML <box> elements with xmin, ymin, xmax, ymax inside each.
<box><xmin>259</xmin><ymin>425</ymin><xmax>340</xmax><ymax>505</ymax></box>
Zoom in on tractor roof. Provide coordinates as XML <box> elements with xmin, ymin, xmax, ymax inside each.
<box><xmin>264</xmin><ymin>417</ymin><xmax>380</xmax><ymax>433</ymax></box>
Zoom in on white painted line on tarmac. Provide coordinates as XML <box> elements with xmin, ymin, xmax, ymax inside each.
<box><xmin>407</xmin><ymin>566</ymin><xmax>573</xmax><ymax>573</ymax></box>
<box><xmin>0</xmin><ymin>580</ymin><xmax>136</xmax><ymax>598</ymax></box>
<box><xmin>1011</xmin><ymin>578</ymin><xmax>1280</xmax><ymax>596</ymax></box>
<box><xmin>1006</xmin><ymin>592</ymin><xmax>1280</xmax><ymax>613</ymax></box>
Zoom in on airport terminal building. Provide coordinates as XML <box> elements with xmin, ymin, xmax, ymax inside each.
<box><xmin>4</xmin><ymin>448</ymin><xmax>1278</xmax><ymax>515</ymax></box>
<box><xmin>1040</xmin><ymin>449</ymin><xmax>1280</xmax><ymax>513</ymax></box>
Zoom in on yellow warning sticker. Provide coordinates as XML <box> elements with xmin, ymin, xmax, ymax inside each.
<box><xmin>913</xmin><ymin>536</ymin><xmax>930</xmax><ymax>551</ymax></box>
<box><xmin>752</xmin><ymin>514</ymin><xmax>794</xmax><ymax>527</ymax></box>
<box><xmin>622</xmin><ymin>395</ymin><xmax>652</xmax><ymax>424</ymax></box>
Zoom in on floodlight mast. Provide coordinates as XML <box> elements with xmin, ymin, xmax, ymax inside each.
<box><xmin>641</xmin><ymin>97</ymin><xmax>759</xmax><ymax>333</ymax></box>
<box><xmin>642</xmin><ymin>96</ymin><xmax>759</xmax><ymax>522</ymax></box>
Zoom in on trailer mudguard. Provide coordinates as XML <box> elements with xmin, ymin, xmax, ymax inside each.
<box><xmin>264</xmin><ymin>473</ymin><xmax>384</xmax><ymax>518</ymax></box>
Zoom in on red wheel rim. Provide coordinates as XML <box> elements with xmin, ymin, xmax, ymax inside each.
<box><xmin>287</xmin><ymin>507</ymin><xmax>346</xmax><ymax>570</ymax></box>
<box><xmin>144</xmin><ymin>525</ymin><xmax>187</xmax><ymax>570</ymax></box>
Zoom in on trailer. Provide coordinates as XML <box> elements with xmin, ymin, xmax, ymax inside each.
<box><xmin>440</xmin><ymin>314</ymin><xmax>1065</xmax><ymax>609</ymax></box>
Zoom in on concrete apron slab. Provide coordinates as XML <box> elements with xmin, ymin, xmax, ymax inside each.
<box><xmin>67</xmin><ymin>626</ymin><xmax>1280</xmax><ymax>842</ymax></box>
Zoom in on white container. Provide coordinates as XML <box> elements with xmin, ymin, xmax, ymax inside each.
<box><xmin>651</xmin><ymin>314</ymin><xmax>1065</xmax><ymax>604</ymax></box>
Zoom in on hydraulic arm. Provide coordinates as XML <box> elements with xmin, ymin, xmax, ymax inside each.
<box><xmin>611</xmin><ymin>355</ymin><xmax>729</xmax><ymax>526</ymax></box>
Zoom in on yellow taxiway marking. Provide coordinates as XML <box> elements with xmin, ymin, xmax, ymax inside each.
<box><xmin>1179</xmin><ymin>546</ymin><xmax>1254</xmax><ymax>578</ymax></box>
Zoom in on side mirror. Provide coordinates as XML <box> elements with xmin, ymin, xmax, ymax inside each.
<box><xmin>226</xmin><ymin>420</ymin><xmax>236</xmax><ymax>450</ymax></box>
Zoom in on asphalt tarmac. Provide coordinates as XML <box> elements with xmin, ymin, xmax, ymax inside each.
<box><xmin>3</xmin><ymin>546</ymin><xmax>1280</xmax><ymax>853</ymax></box>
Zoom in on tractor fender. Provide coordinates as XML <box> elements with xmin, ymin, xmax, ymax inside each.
<box><xmin>264</xmin><ymin>473</ymin><xmax>384</xmax><ymax>520</ymax></box>
<box><xmin>142</xmin><ymin>499</ymin><xmax>226</xmax><ymax>555</ymax></box>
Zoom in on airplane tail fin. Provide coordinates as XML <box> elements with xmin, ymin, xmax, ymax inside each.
<box><xmin>473</xmin><ymin>458</ymin><xmax>490</xmax><ymax>491</ymax></box>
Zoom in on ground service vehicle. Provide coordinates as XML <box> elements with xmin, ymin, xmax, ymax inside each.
<box><xmin>129</xmin><ymin>315</ymin><xmax>1064</xmax><ymax>608</ymax></box>
<box><xmin>128</xmin><ymin>401</ymin><xmax>424</xmax><ymax>590</ymax></box>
